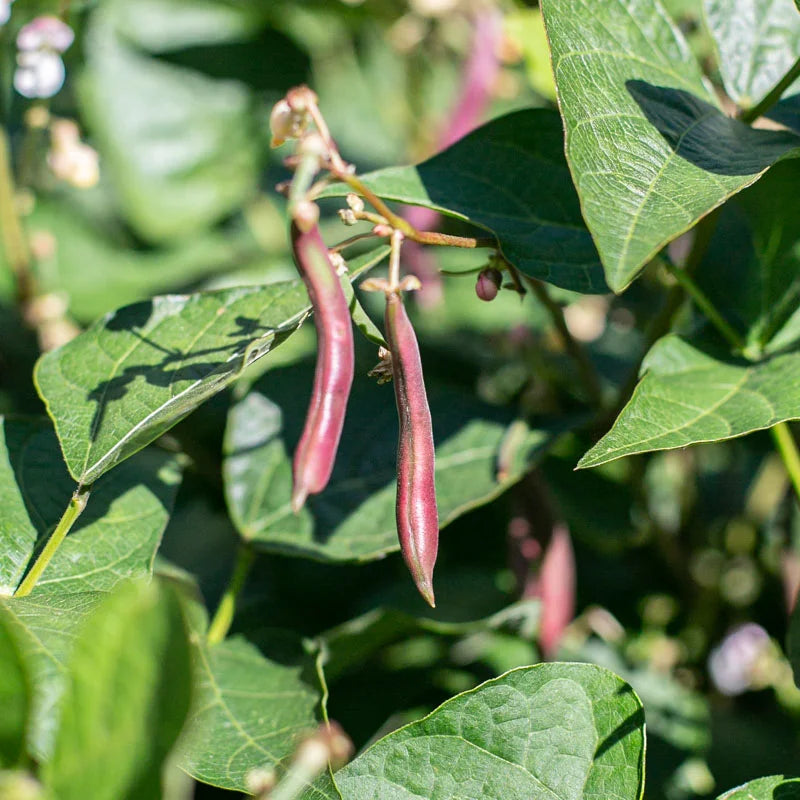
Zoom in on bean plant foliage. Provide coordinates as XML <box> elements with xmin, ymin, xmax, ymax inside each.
<box><xmin>2</xmin><ymin>0</ymin><xmax>800</xmax><ymax>798</ymax></box>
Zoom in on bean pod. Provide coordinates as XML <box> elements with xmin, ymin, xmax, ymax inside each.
<box><xmin>385</xmin><ymin>291</ymin><xmax>439</xmax><ymax>607</ymax></box>
<box><xmin>290</xmin><ymin>221</ymin><xmax>354</xmax><ymax>511</ymax></box>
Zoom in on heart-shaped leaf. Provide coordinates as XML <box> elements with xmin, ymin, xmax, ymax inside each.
<box><xmin>705</xmin><ymin>0</ymin><xmax>800</xmax><ymax>108</ymax></box>
<box><xmin>0</xmin><ymin>608</ymin><xmax>30</xmax><ymax>768</ymax></box>
<box><xmin>35</xmin><ymin>249</ymin><xmax>387</xmax><ymax>485</ymax></box>
<box><xmin>579</xmin><ymin>336</ymin><xmax>800</xmax><ymax>468</ymax></box>
<box><xmin>223</xmin><ymin>373</ymin><xmax>566</xmax><ymax>562</ymax></box>
<box><xmin>41</xmin><ymin>580</ymin><xmax>192</xmax><ymax>800</ymax></box>
<box><xmin>178</xmin><ymin>635</ymin><xmax>320</xmax><ymax>792</ymax></box>
<box><xmin>322</xmin><ymin>109</ymin><xmax>608</xmax><ymax>294</ymax></box>
<box><xmin>305</xmin><ymin>663</ymin><xmax>645</xmax><ymax>800</ymax></box>
<box><xmin>717</xmin><ymin>776</ymin><xmax>800</xmax><ymax>799</ymax></box>
<box><xmin>540</xmin><ymin>0</ymin><xmax>800</xmax><ymax>292</ymax></box>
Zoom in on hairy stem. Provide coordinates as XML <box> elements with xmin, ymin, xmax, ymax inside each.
<box><xmin>207</xmin><ymin>544</ymin><xmax>256</xmax><ymax>646</ymax></box>
<box><xmin>15</xmin><ymin>485</ymin><xmax>92</xmax><ymax>597</ymax></box>
<box><xmin>740</xmin><ymin>55</ymin><xmax>800</xmax><ymax>124</ymax></box>
<box><xmin>525</xmin><ymin>277</ymin><xmax>604</xmax><ymax>407</ymax></box>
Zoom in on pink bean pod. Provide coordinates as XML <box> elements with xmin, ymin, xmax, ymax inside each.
<box><xmin>290</xmin><ymin>222</ymin><xmax>354</xmax><ymax>512</ymax></box>
<box><xmin>385</xmin><ymin>291</ymin><xmax>439</xmax><ymax>607</ymax></box>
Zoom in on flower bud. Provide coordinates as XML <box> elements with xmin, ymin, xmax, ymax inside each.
<box><xmin>292</xmin><ymin>200</ymin><xmax>320</xmax><ymax>233</ymax></box>
<box><xmin>346</xmin><ymin>193</ymin><xmax>365</xmax><ymax>213</ymax></box>
<box><xmin>269</xmin><ymin>99</ymin><xmax>294</xmax><ymax>148</ymax></box>
<box><xmin>475</xmin><ymin>267</ymin><xmax>502</xmax><ymax>301</ymax></box>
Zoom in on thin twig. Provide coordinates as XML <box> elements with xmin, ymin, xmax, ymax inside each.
<box><xmin>207</xmin><ymin>544</ymin><xmax>256</xmax><ymax>645</ymax></box>
<box><xmin>740</xmin><ymin>55</ymin><xmax>800</xmax><ymax>124</ymax></box>
<box><xmin>771</xmin><ymin>423</ymin><xmax>800</xmax><ymax>506</ymax></box>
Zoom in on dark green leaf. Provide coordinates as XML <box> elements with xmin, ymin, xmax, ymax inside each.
<box><xmin>579</xmin><ymin>336</ymin><xmax>800</xmax><ymax>468</ymax></box>
<box><xmin>696</xmin><ymin>160</ymin><xmax>800</xmax><ymax>354</ymax></box>
<box><xmin>788</xmin><ymin>597</ymin><xmax>800</xmax><ymax>687</ymax></box>
<box><xmin>41</xmin><ymin>581</ymin><xmax>192</xmax><ymax>800</ymax></box>
<box><xmin>223</xmin><ymin>373</ymin><xmax>565</xmax><ymax>562</ymax></box>
<box><xmin>322</xmin><ymin>110</ymin><xmax>608</xmax><ymax>293</ymax></box>
<box><xmin>540</xmin><ymin>0</ymin><xmax>800</xmax><ymax>291</ymax></box>
<box><xmin>2</xmin><ymin>593</ymin><xmax>104</xmax><ymax>759</ymax></box>
<box><xmin>306</xmin><ymin>664</ymin><xmax>645</xmax><ymax>800</ymax></box>
<box><xmin>79</xmin><ymin>1</ymin><xmax>261</xmax><ymax>243</ymax></box>
<box><xmin>178</xmin><ymin>635</ymin><xmax>320</xmax><ymax>792</ymax></box>
<box><xmin>717</xmin><ymin>776</ymin><xmax>800</xmax><ymax>799</ymax></box>
<box><xmin>705</xmin><ymin>0</ymin><xmax>800</xmax><ymax>108</ymax></box>
<box><xmin>35</xmin><ymin>249</ymin><xmax>386</xmax><ymax>485</ymax></box>
<box><xmin>0</xmin><ymin>608</ymin><xmax>30</xmax><ymax>768</ymax></box>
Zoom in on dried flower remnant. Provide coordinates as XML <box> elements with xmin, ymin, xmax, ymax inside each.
<box><xmin>48</xmin><ymin>119</ymin><xmax>100</xmax><ymax>189</ymax></box>
<box><xmin>14</xmin><ymin>16</ymin><xmax>74</xmax><ymax>99</ymax></box>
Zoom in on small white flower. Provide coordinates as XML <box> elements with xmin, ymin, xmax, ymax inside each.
<box><xmin>0</xmin><ymin>0</ymin><xmax>14</xmax><ymax>27</ymax></box>
<box><xmin>14</xmin><ymin>50</ymin><xmax>65</xmax><ymax>99</ymax></box>
<box><xmin>16</xmin><ymin>15</ymin><xmax>73</xmax><ymax>52</ymax></box>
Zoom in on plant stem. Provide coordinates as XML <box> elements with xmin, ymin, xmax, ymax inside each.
<box><xmin>15</xmin><ymin>485</ymin><xmax>92</xmax><ymax>597</ymax></box>
<box><xmin>525</xmin><ymin>277</ymin><xmax>604</xmax><ymax>407</ymax></box>
<box><xmin>771</xmin><ymin>422</ymin><xmax>800</xmax><ymax>504</ymax></box>
<box><xmin>206</xmin><ymin>544</ymin><xmax>256</xmax><ymax>645</ymax></box>
<box><xmin>741</xmin><ymin>55</ymin><xmax>800</xmax><ymax>124</ymax></box>
<box><xmin>0</xmin><ymin>127</ymin><xmax>34</xmax><ymax>304</ymax></box>
<box><xmin>663</xmin><ymin>261</ymin><xmax>744</xmax><ymax>349</ymax></box>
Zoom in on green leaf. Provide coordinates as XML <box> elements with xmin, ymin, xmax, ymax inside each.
<box><xmin>79</xmin><ymin>1</ymin><xmax>260</xmax><ymax>243</ymax></box>
<box><xmin>36</xmin><ymin>249</ymin><xmax>387</xmax><ymax>485</ymax></box>
<box><xmin>178</xmin><ymin>635</ymin><xmax>320</xmax><ymax>792</ymax></box>
<box><xmin>0</xmin><ymin>419</ymin><xmax>180</xmax><ymax>596</ymax></box>
<box><xmin>2</xmin><ymin>593</ymin><xmax>105</xmax><ymax>760</ymax></box>
<box><xmin>322</xmin><ymin>110</ymin><xmax>608</xmax><ymax>294</ymax></box>
<box><xmin>704</xmin><ymin>0</ymin><xmax>800</xmax><ymax>108</ymax></box>
<box><xmin>579</xmin><ymin>335</ymin><xmax>800</xmax><ymax>468</ymax></box>
<box><xmin>0</xmin><ymin>609</ymin><xmax>30</xmax><ymax>768</ymax></box>
<box><xmin>540</xmin><ymin>0</ymin><xmax>800</xmax><ymax>292</ymax></box>
<box><xmin>41</xmin><ymin>581</ymin><xmax>192</xmax><ymax>800</ymax></box>
<box><xmin>306</xmin><ymin>663</ymin><xmax>645</xmax><ymax>800</ymax></box>
<box><xmin>223</xmin><ymin>372</ymin><xmax>565</xmax><ymax>562</ymax></box>
<box><xmin>717</xmin><ymin>776</ymin><xmax>800</xmax><ymax>799</ymax></box>
<box><xmin>695</xmin><ymin>160</ymin><xmax>800</xmax><ymax>354</ymax></box>
<box><xmin>30</xmin><ymin>450</ymin><xmax>182</xmax><ymax>597</ymax></box>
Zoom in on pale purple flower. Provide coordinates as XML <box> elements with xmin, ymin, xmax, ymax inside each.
<box><xmin>708</xmin><ymin>623</ymin><xmax>770</xmax><ymax>696</ymax></box>
<box><xmin>16</xmin><ymin>15</ymin><xmax>73</xmax><ymax>53</ymax></box>
<box><xmin>13</xmin><ymin>15</ymin><xmax>73</xmax><ymax>99</ymax></box>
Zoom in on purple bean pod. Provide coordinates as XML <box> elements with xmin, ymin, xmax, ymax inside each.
<box><xmin>385</xmin><ymin>290</ymin><xmax>438</xmax><ymax>607</ymax></box>
<box><xmin>290</xmin><ymin>222</ymin><xmax>354</xmax><ymax>512</ymax></box>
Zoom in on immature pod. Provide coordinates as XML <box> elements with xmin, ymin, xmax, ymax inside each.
<box><xmin>290</xmin><ymin>222</ymin><xmax>354</xmax><ymax>511</ymax></box>
<box><xmin>385</xmin><ymin>291</ymin><xmax>438</xmax><ymax>607</ymax></box>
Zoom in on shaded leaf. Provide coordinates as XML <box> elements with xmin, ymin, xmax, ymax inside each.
<box><xmin>35</xmin><ymin>249</ymin><xmax>386</xmax><ymax>485</ymax></box>
<box><xmin>717</xmin><ymin>776</ymin><xmax>800</xmax><ymax>799</ymax></box>
<box><xmin>305</xmin><ymin>664</ymin><xmax>645</xmax><ymax>800</ymax></box>
<box><xmin>2</xmin><ymin>593</ymin><xmax>104</xmax><ymax>759</ymax></box>
<box><xmin>0</xmin><ymin>608</ymin><xmax>30</xmax><ymax>768</ymax></box>
<box><xmin>0</xmin><ymin>419</ymin><xmax>180</xmax><ymax>596</ymax></box>
<box><xmin>696</xmin><ymin>159</ymin><xmax>800</xmax><ymax>354</ymax></box>
<box><xmin>704</xmin><ymin>0</ymin><xmax>800</xmax><ymax>108</ymax></box>
<box><xmin>42</xmin><ymin>581</ymin><xmax>192</xmax><ymax>800</ymax></box>
<box><xmin>79</xmin><ymin>1</ymin><xmax>260</xmax><ymax>243</ymax></box>
<box><xmin>223</xmin><ymin>372</ymin><xmax>566</xmax><ymax>562</ymax></box>
<box><xmin>579</xmin><ymin>335</ymin><xmax>800</xmax><ymax>468</ymax></box>
<box><xmin>788</xmin><ymin>597</ymin><xmax>800</xmax><ymax>687</ymax></box>
<box><xmin>322</xmin><ymin>110</ymin><xmax>608</xmax><ymax>293</ymax></box>
<box><xmin>540</xmin><ymin>0</ymin><xmax>800</xmax><ymax>291</ymax></box>
<box><xmin>178</xmin><ymin>635</ymin><xmax>320</xmax><ymax>792</ymax></box>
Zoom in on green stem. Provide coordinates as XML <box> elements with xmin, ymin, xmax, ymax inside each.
<box><xmin>526</xmin><ymin>277</ymin><xmax>604</xmax><ymax>407</ymax></box>
<box><xmin>663</xmin><ymin>260</ymin><xmax>744</xmax><ymax>349</ymax></box>
<box><xmin>741</xmin><ymin>55</ymin><xmax>800</xmax><ymax>124</ymax></box>
<box><xmin>0</xmin><ymin>127</ymin><xmax>34</xmax><ymax>304</ymax></box>
<box><xmin>15</xmin><ymin>485</ymin><xmax>92</xmax><ymax>597</ymax></box>
<box><xmin>771</xmin><ymin>422</ymin><xmax>800</xmax><ymax>504</ymax></box>
<box><xmin>206</xmin><ymin>544</ymin><xmax>255</xmax><ymax>645</ymax></box>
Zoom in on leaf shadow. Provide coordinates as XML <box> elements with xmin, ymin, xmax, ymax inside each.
<box><xmin>775</xmin><ymin>781</ymin><xmax>800</xmax><ymax>799</ymax></box>
<box><xmin>593</xmin><ymin>684</ymin><xmax>645</xmax><ymax>760</ymax></box>
<box><xmin>625</xmin><ymin>80</ymin><xmax>800</xmax><ymax>175</ymax></box>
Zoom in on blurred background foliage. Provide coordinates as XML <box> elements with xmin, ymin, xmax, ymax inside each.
<box><xmin>1</xmin><ymin>0</ymin><xmax>799</xmax><ymax>798</ymax></box>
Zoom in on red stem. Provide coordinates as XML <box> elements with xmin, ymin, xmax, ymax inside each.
<box><xmin>290</xmin><ymin>223</ymin><xmax>354</xmax><ymax>511</ymax></box>
<box><xmin>385</xmin><ymin>291</ymin><xmax>439</xmax><ymax>607</ymax></box>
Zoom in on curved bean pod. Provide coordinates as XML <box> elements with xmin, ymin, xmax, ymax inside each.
<box><xmin>290</xmin><ymin>221</ymin><xmax>354</xmax><ymax>511</ymax></box>
<box><xmin>385</xmin><ymin>291</ymin><xmax>438</xmax><ymax>607</ymax></box>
